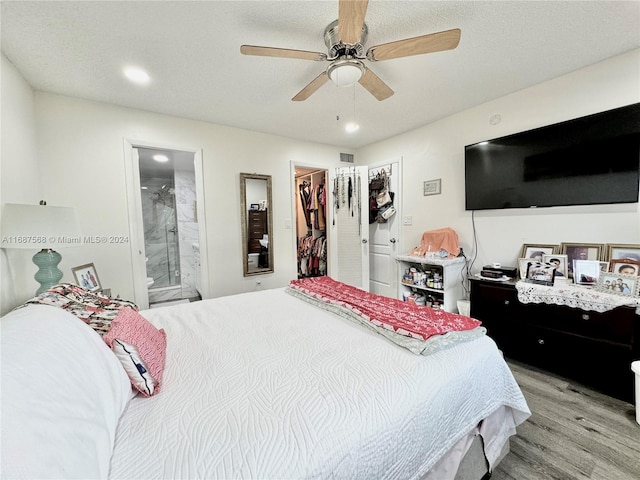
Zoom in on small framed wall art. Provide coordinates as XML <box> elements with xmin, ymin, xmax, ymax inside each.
<box><xmin>423</xmin><ymin>179</ymin><xmax>441</xmax><ymax>196</ymax></box>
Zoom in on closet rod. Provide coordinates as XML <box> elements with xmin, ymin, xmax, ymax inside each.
<box><xmin>295</xmin><ymin>169</ymin><xmax>326</xmax><ymax>179</ymax></box>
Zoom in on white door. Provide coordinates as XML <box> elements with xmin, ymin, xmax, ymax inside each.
<box><xmin>368</xmin><ymin>160</ymin><xmax>401</xmax><ymax>299</ymax></box>
<box><xmin>328</xmin><ymin>166</ymin><xmax>369</xmax><ymax>290</ymax></box>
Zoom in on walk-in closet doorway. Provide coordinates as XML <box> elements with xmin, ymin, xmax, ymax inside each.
<box><xmin>294</xmin><ymin>166</ymin><xmax>328</xmax><ymax>279</ymax></box>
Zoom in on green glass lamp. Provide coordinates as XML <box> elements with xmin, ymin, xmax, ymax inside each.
<box><xmin>1</xmin><ymin>201</ymin><xmax>82</xmax><ymax>295</ymax></box>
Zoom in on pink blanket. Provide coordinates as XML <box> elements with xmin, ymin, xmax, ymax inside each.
<box><xmin>289</xmin><ymin>276</ymin><xmax>480</xmax><ymax>341</ymax></box>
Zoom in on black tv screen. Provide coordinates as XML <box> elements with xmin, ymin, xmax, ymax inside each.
<box><xmin>464</xmin><ymin>103</ymin><xmax>640</xmax><ymax>211</ymax></box>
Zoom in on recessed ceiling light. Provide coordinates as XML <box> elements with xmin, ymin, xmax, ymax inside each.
<box><xmin>124</xmin><ymin>67</ymin><xmax>150</xmax><ymax>85</ymax></box>
<box><xmin>345</xmin><ymin>122</ymin><xmax>360</xmax><ymax>133</ymax></box>
<box><xmin>153</xmin><ymin>154</ymin><xmax>169</xmax><ymax>163</ymax></box>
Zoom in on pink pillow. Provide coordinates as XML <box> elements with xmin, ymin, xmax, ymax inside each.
<box><xmin>103</xmin><ymin>308</ymin><xmax>166</xmax><ymax>396</ymax></box>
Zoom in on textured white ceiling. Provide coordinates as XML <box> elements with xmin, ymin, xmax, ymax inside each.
<box><xmin>2</xmin><ymin>1</ymin><xmax>639</xmax><ymax>149</ymax></box>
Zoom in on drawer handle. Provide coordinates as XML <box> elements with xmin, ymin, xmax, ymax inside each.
<box><xmin>582</xmin><ymin>313</ymin><xmax>590</xmax><ymax>321</ymax></box>
<box><xmin>537</xmin><ymin>339</ymin><xmax>545</xmax><ymax>345</ymax></box>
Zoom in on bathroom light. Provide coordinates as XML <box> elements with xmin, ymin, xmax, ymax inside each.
<box><xmin>327</xmin><ymin>59</ymin><xmax>364</xmax><ymax>87</ymax></box>
<box><xmin>153</xmin><ymin>154</ymin><xmax>169</xmax><ymax>163</ymax></box>
<box><xmin>124</xmin><ymin>67</ymin><xmax>150</xmax><ymax>85</ymax></box>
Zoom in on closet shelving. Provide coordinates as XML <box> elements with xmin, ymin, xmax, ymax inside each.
<box><xmin>396</xmin><ymin>255</ymin><xmax>466</xmax><ymax>312</ymax></box>
<box><xmin>296</xmin><ymin>170</ymin><xmax>327</xmax><ymax>278</ymax></box>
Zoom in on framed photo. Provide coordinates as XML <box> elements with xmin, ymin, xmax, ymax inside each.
<box><xmin>72</xmin><ymin>263</ymin><xmax>102</xmax><ymax>292</ymax></box>
<box><xmin>572</xmin><ymin>260</ymin><xmax>601</xmax><ymax>285</ymax></box>
<box><xmin>560</xmin><ymin>242</ymin><xmax>604</xmax><ymax>279</ymax></box>
<box><xmin>250</xmin><ymin>203</ymin><xmax>259</xmax><ymax>210</ymax></box>
<box><xmin>605</xmin><ymin>243</ymin><xmax>640</xmax><ymax>263</ymax></box>
<box><xmin>525</xmin><ymin>261</ymin><xmax>556</xmax><ymax>286</ymax></box>
<box><xmin>518</xmin><ymin>258</ymin><xmax>536</xmax><ymax>279</ymax></box>
<box><xmin>610</xmin><ymin>260</ymin><xmax>640</xmax><ymax>276</ymax></box>
<box><xmin>596</xmin><ymin>272</ymin><xmax>639</xmax><ymax>297</ymax></box>
<box><xmin>599</xmin><ymin>261</ymin><xmax>609</xmax><ymax>273</ymax></box>
<box><xmin>423</xmin><ymin>178</ymin><xmax>441</xmax><ymax>196</ymax></box>
<box><xmin>543</xmin><ymin>254</ymin><xmax>568</xmax><ymax>279</ymax></box>
<box><xmin>519</xmin><ymin>244</ymin><xmax>558</xmax><ymax>262</ymax></box>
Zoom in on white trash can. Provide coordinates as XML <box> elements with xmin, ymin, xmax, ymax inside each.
<box><xmin>632</xmin><ymin>361</ymin><xmax>640</xmax><ymax>425</ymax></box>
<box><xmin>457</xmin><ymin>300</ymin><xmax>471</xmax><ymax>317</ymax></box>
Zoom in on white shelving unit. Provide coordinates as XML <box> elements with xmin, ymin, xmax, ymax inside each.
<box><xmin>396</xmin><ymin>254</ymin><xmax>467</xmax><ymax>313</ymax></box>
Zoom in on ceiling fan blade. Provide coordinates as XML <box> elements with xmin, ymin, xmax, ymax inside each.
<box><xmin>358</xmin><ymin>67</ymin><xmax>394</xmax><ymax>101</ymax></box>
<box><xmin>241</xmin><ymin>45</ymin><xmax>327</xmax><ymax>61</ymax></box>
<box><xmin>338</xmin><ymin>0</ymin><xmax>368</xmax><ymax>44</ymax></box>
<box><xmin>292</xmin><ymin>72</ymin><xmax>330</xmax><ymax>101</ymax></box>
<box><xmin>366</xmin><ymin>28</ymin><xmax>461</xmax><ymax>62</ymax></box>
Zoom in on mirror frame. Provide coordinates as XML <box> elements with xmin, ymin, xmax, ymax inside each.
<box><xmin>240</xmin><ymin>173</ymin><xmax>274</xmax><ymax>276</ymax></box>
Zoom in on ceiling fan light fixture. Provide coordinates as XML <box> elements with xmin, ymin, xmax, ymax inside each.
<box><xmin>327</xmin><ymin>60</ymin><xmax>364</xmax><ymax>87</ymax></box>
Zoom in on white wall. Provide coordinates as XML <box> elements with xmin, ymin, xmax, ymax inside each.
<box><xmin>31</xmin><ymin>93</ymin><xmax>347</xmax><ymax>307</ymax></box>
<box><xmin>359</xmin><ymin>49</ymin><xmax>640</xmax><ymax>276</ymax></box>
<box><xmin>2</xmin><ymin>49</ymin><xmax>639</xmax><ymax>313</ymax></box>
<box><xmin>0</xmin><ymin>54</ymin><xmax>42</xmax><ymax>313</ymax></box>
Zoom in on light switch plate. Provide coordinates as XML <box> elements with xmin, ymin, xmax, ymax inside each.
<box><xmin>403</xmin><ymin>216</ymin><xmax>412</xmax><ymax>226</ymax></box>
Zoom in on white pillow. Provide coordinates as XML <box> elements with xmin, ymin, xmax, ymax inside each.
<box><xmin>1</xmin><ymin>305</ymin><xmax>132</xmax><ymax>479</ymax></box>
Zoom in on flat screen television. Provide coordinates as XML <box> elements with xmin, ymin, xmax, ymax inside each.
<box><xmin>464</xmin><ymin>103</ymin><xmax>640</xmax><ymax>211</ymax></box>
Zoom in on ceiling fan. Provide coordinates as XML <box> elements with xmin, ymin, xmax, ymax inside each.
<box><xmin>240</xmin><ymin>0</ymin><xmax>460</xmax><ymax>101</ymax></box>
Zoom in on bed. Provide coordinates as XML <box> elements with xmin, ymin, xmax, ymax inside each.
<box><xmin>1</xmin><ymin>278</ymin><xmax>530</xmax><ymax>480</ymax></box>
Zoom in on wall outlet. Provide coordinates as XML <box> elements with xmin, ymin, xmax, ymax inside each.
<box><xmin>403</xmin><ymin>216</ymin><xmax>412</xmax><ymax>226</ymax></box>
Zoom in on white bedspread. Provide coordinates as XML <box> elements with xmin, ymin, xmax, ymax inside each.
<box><xmin>109</xmin><ymin>288</ymin><xmax>529</xmax><ymax>480</ymax></box>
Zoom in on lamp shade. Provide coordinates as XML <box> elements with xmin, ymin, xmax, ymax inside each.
<box><xmin>1</xmin><ymin>203</ymin><xmax>82</xmax><ymax>249</ymax></box>
<box><xmin>327</xmin><ymin>59</ymin><xmax>364</xmax><ymax>87</ymax></box>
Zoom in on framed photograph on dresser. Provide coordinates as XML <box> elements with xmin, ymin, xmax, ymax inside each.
<box><xmin>610</xmin><ymin>260</ymin><xmax>640</xmax><ymax>276</ymax></box>
<box><xmin>605</xmin><ymin>243</ymin><xmax>640</xmax><ymax>263</ymax></box>
<box><xmin>596</xmin><ymin>272</ymin><xmax>639</xmax><ymax>297</ymax></box>
<box><xmin>519</xmin><ymin>244</ymin><xmax>558</xmax><ymax>262</ymax></box>
<box><xmin>560</xmin><ymin>242</ymin><xmax>604</xmax><ymax>279</ymax></box>
<box><xmin>543</xmin><ymin>254</ymin><xmax>568</xmax><ymax>279</ymax></box>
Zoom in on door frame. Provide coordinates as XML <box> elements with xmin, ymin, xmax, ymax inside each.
<box><xmin>123</xmin><ymin>138</ymin><xmax>210</xmax><ymax>309</ymax></box>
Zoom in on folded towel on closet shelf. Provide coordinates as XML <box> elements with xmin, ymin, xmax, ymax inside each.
<box><xmin>410</xmin><ymin>227</ymin><xmax>461</xmax><ymax>258</ymax></box>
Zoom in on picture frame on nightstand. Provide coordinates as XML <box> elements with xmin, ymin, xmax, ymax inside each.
<box><xmin>72</xmin><ymin>263</ymin><xmax>102</xmax><ymax>292</ymax></box>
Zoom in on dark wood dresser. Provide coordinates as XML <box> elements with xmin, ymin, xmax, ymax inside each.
<box><xmin>470</xmin><ymin>277</ymin><xmax>639</xmax><ymax>403</ymax></box>
<box><xmin>247</xmin><ymin>210</ymin><xmax>267</xmax><ymax>253</ymax></box>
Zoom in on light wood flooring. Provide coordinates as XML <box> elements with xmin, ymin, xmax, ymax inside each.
<box><xmin>492</xmin><ymin>359</ymin><xmax>640</xmax><ymax>480</ymax></box>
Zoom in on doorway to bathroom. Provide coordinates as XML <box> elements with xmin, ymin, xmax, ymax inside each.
<box><xmin>124</xmin><ymin>140</ymin><xmax>209</xmax><ymax>310</ymax></box>
<box><xmin>138</xmin><ymin>147</ymin><xmax>200</xmax><ymax>306</ymax></box>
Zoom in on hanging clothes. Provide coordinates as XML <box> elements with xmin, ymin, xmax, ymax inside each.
<box><xmin>315</xmin><ymin>183</ymin><xmax>326</xmax><ymax>230</ymax></box>
<box><xmin>299</xmin><ymin>181</ymin><xmax>312</xmax><ymax>228</ymax></box>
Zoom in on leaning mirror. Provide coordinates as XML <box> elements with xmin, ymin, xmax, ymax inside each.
<box><xmin>240</xmin><ymin>173</ymin><xmax>273</xmax><ymax>276</ymax></box>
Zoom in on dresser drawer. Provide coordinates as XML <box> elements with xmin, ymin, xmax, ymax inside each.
<box><xmin>522</xmin><ymin>303</ymin><xmax>634</xmax><ymax>345</ymax></box>
<box><xmin>512</xmin><ymin>325</ymin><xmax>635</xmax><ymax>402</ymax></box>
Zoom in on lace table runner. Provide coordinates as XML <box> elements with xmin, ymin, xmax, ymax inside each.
<box><xmin>515</xmin><ymin>281</ymin><xmax>640</xmax><ymax>314</ymax></box>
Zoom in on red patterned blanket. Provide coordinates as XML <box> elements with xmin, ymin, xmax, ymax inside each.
<box><xmin>289</xmin><ymin>276</ymin><xmax>481</xmax><ymax>341</ymax></box>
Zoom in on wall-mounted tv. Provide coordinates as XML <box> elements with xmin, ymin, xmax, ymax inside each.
<box><xmin>464</xmin><ymin>103</ymin><xmax>640</xmax><ymax>211</ymax></box>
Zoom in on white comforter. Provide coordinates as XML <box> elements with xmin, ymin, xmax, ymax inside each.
<box><xmin>109</xmin><ymin>288</ymin><xmax>529</xmax><ymax>480</ymax></box>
